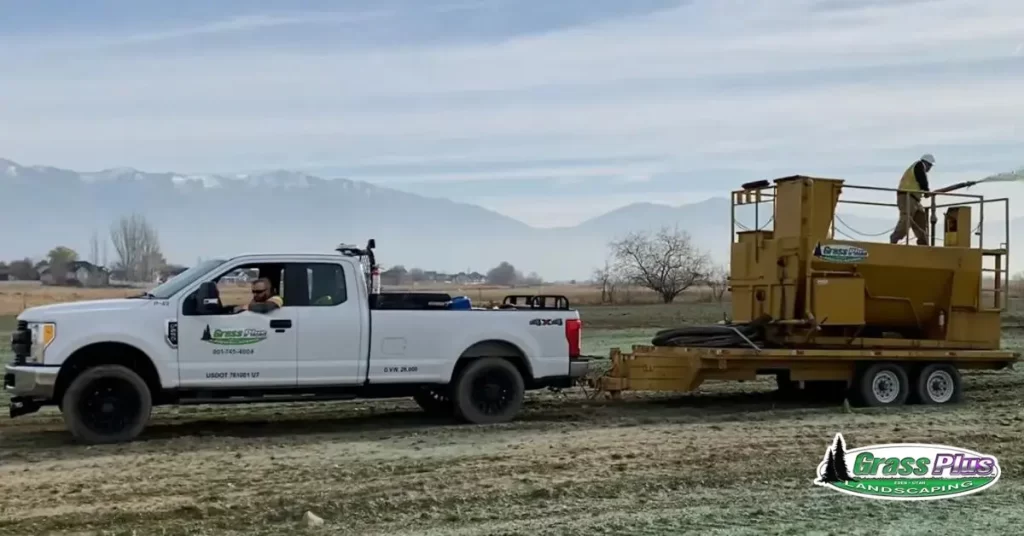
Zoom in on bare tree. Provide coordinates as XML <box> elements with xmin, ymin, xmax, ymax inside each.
<box><xmin>592</xmin><ymin>259</ymin><xmax>623</xmax><ymax>304</ymax></box>
<box><xmin>608</xmin><ymin>227</ymin><xmax>711</xmax><ymax>304</ymax></box>
<box><xmin>522</xmin><ymin>272</ymin><xmax>544</xmax><ymax>286</ymax></box>
<box><xmin>706</xmin><ymin>263</ymin><xmax>730</xmax><ymax>303</ymax></box>
<box><xmin>110</xmin><ymin>213</ymin><xmax>163</xmax><ymax>282</ymax></box>
<box><xmin>89</xmin><ymin>231</ymin><xmax>100</xmax><ymax>265</ymax></box>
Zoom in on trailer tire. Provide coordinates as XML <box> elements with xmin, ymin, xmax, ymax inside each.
<box><xmin>61</xmin><ymin>364</ymin><xmax>152</xmax><ymax>444</ymax></box>
<box><xmin>913</xmin><ymin>364</ymin><xmax>962</xmax><ymax>405</ymax></box>
<box><xmin>854</xmin><ymin>362</ymin><xmax>910</xmax><ymax>407</ymax></box>
<box><xmin>412</xmin><ymin>387</ymin><xmax>455</xmax><ymax>417</ymax></box>
<box><xmin>452</xmin><ymin>357</ymin><xmax>525</xmax><ymax>425</ymax></box>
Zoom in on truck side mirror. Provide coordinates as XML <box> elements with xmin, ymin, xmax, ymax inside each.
<box><xmin>194</xmin><ymin>281</ymin><xmax>221</xmax><ymax>315</ymax></box>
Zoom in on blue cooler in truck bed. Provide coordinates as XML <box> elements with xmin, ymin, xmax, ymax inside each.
<box><xmin>448</xmin><ymin>296</ymin><xmax>472</xmax><ymax>310</ymax></box>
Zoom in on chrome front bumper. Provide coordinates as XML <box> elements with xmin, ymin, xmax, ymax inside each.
<box><xmin>4</xmin><ymin>364</ymin><xmax>59</xmax><ymax>400</ymax></box>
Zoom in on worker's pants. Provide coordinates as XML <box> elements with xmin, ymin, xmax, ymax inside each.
<box><xmin>890</xmin><ymin>192</ymin><xmax>928</xmax><ymax>245</ymax></box>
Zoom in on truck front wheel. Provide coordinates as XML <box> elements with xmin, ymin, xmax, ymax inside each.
<box><xmin>452</xmin><ymin>357</ymin><xmax>525</xmax><ymax>425</ymax></box>
<box><xmin>61</xmin><ymin>364</ymin><xmax>152</xmax><ymax>444</ymax></box>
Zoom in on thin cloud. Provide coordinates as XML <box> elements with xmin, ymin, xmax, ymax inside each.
<box><xmin>1</xmin><ymin>0</ymin><xmax>1022</xmax><ymax>226</ymax></box>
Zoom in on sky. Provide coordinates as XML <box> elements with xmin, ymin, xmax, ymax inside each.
<box><xmin>2</xmin><ymin>0</ymin><xmax>1023</xmax><ymax>227</ymax></box>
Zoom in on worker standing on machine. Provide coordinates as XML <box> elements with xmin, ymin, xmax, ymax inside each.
<box><xmin>889</xmin><ymin>153</ymin><xmax>934</xmax><ymax>245</ymax></box>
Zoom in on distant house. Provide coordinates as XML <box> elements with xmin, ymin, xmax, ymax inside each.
<box><xmin>220</xmin><ymin>268</ymin><xmax>257</xmax><ymax>285</ymax></box>
<box><xmin>452</xmin><ymin>271</ymin><xmax>486</xmax><ymax>285</ymax></box>
<box><xmin>40</xmin><ymin>261</ymin><xmax>110</xmax><ymax>287</ymax></box>
<box><xmin>0</xmin><ymin>266</ymin><xmax>9</xmax><ymax>281</ymax></box>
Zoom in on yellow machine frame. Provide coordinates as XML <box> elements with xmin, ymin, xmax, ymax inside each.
<box><xmin>598</xmin><ymin>175</ymin><xmax>1019</xmax><ymax>405</ymax></box>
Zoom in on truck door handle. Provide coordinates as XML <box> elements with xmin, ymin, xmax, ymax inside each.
<box><xmin>270</xmin><ymin>319</ymin><xmax>292</xmax><ymax>330</ymax></box>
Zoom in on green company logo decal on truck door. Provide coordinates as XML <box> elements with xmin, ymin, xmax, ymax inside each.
<box><xmin>814</xmin><ymin>433</ymin><xmax>1001</xmax><ymax>500</ymax></box>
<box><xmin>200</xmin><ymin>325</ymin><xmax>268</xmax><ymax>345</ymax></box>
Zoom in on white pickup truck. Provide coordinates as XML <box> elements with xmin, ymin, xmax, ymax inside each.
<box><xmin>4</xmin><ymin>241</ymin><xmax>588</xmax><ymax>444</ymax></box>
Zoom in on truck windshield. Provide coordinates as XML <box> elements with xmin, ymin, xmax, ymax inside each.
<box><xmin>145</xmin><ymin>259</ymin><xmax>227</xmax><ymax>299</ymax></box>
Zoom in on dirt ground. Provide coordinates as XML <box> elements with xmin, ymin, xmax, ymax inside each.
<box><xmin>2</xmin><ymin>306</ymin><xmax>1024</xmax><ymax>535</ymax></box>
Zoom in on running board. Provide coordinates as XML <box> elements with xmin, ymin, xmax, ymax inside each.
<box><xmin>176</xmin><ymin>393</ymin><xmax>360</xmax><ymax>405</ymax></box>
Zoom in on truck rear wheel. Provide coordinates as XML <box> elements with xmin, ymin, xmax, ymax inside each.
<box><xmin>452</xmin><ymin>357</ymin><xmax>525</xmax><ymax>425</ymax></box>
<box><xmin>854</xmin><ymin>362</ymin><xmax>909</xmax><ymax>407</ymax></box>
<box><xmin>913</xmin><ymin>364</ymin><xmax>962</xmax><ymax>405</ymax></box>
<box><xmin>61</xmin><ymin>364</ymin><xmax>152</xmax><ymax>444</ymax></box>
<box><xmin>412</xmin><ymin>387</ymin><xmax>455</xmax><ymax>416</ymax></box>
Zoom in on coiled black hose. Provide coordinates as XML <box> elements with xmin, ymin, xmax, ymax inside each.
<box><xmin>651</xmin><ymin>315</ymin><xmax>772</xmax><ymax>348</ymax></box>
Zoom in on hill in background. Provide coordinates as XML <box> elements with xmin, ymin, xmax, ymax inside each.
<box><xmin>2</xmin><ymin>158</ymin><xmax>1019</xmax><ymax>281</ymax></box>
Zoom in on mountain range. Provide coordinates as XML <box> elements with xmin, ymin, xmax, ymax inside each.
<box><xmin>2</xmin><ymin>157</ymin><xmax>1020</xmax><ymax>281</ymax></box>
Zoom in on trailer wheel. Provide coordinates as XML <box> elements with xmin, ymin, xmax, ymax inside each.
<box><xmin>61</xmin><ymin>364</ymin><xmax>152</xmax><ymax>444</ymax></box>
<box><xmin>913</xmin><ymin>364</ymin><xmax>962</xmax><ymax>405</ymax></box>
<box><xmin>412</xmin><ymin>387</ymin><xmax>455</xmax><ymax>416</ymax></box>
<box><xmin>452</xmin><ymin>357</ymin><xmax>525</xmax><ymax>425</ymax></box>
<box><xmin>854</xmin><ymin>362</ymin><xmax>909</xmax><ymax>407</ymax></box>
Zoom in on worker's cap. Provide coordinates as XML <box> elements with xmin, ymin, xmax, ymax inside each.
<box><xmin>921</xmin><ymin>153</ymin><xmax>936</xmax><ymax>165</ymax></box>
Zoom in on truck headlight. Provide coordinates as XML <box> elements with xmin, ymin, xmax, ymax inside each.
<box><xmin>28</xmin><ymin>322</ymin><xmax>56</xmax><ymax>364</ymax></box>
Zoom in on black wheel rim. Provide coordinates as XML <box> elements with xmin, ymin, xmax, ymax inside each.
<box><xmin>470</xmin><ymin>369</ymin><xmax>516</xmax><ymax>415</ymax></box>
<box><xmin>78</xmin><ymin>378</ymin><xmax>142</xmax><ymax>436</ymax></box>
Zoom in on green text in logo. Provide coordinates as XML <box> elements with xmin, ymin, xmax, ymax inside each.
<box><xmin>201</xmin><ymin>325</ymin><xmax>267</xmax><ymax>345</ymax></box>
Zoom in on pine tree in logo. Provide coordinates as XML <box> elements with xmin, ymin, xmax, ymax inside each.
<box><xmin>832</xmin><ymin>433</ymin><xmax>857</xmax><ymax>482</ymax></box>
<box><xmin>816</xmin><ymin>433</ymin><xmax>857</xmax><ymax>484</ymax></box>
<box><xmin>818</xmin><ymin>446</ymin><xmax>840</xmax><ymax>483</ymax></box>
<box><xmin>201</xmin><ymin>325</ymin><xmax>212</xmax><ymax>341</ymax></box>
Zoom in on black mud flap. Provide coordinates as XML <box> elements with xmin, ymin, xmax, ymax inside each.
<box><xmin>10</xmin><ymin>397</ymin><xmax>42</xmax><ymax>418</ymax></box>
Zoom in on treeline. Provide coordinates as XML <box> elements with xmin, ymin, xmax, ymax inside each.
<box><xmin>0</xmin><ymin>213</ymin><xmax>182</xmax><ymax>285</ymax></box>
<box><xmin>380</xmin><ymin>261</ymin><xmax>544</xmax><ymax>287</ymax></box>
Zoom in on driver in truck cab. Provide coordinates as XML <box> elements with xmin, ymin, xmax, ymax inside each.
<box><xmin>237</xmin><ymin>278</ymin><xmax>283</xmax><ymax>313</ymax></box>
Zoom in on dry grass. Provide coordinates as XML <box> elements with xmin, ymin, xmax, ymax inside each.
<box><xmin>1</xmin><ymin>304</ymin><xmax>1022</xmax><ymax>534</ymax></box>
<box><xmin>0</xmin><ymin>281</ymin><xmax>715</xmax><ymax>316</ymax></box>
<box><xmin>1</xmin><ymin>371</ymin><xmax>1022</xmax><ymax>535</ymax></box>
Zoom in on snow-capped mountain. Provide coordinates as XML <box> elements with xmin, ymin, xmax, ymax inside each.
<box><xmin>1</xmin><ymin>158</ymin><xmax>1018</xmax><ymax>280</ymax></box>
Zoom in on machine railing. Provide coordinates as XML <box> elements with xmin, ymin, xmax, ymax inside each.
<box><xmin>730</xmin><ymin>178</ymin><xmax>1011</xmax><ymax>312</ymax></box>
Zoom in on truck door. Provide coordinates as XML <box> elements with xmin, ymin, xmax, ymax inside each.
<box><xmin>293</xmin><ymin>261</ymin><xmax>366</xmax><ymax>385</ymax></box>
<box><xmin>177</xmin><ymin>264</ymin><xmax>298</xmax><ymax>387</ymax></box>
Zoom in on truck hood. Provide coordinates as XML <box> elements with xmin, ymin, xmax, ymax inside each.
<box><xmin>18</xmin><ymin>298</ymin><xmax>150</xmax><ymax>320</ymax></box>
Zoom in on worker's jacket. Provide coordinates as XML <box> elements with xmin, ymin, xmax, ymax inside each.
<box><xmin>898</xmin><ymin>161</ymin><xmax>930</xmax><ymax>193</ymax></box>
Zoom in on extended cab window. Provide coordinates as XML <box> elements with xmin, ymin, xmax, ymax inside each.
<box><xmin>302</xmin><ymin>263</ymin><xmax>347</xmax><ymax>306</ymax></box>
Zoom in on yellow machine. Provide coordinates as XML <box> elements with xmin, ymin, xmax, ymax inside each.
<box><xmin>599</xmin><ymin>175</ymin><xmax>1019</xmax><ymax>406</ymax></box>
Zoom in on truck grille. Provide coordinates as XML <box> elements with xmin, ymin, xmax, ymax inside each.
<box><xmin>11</xmin><ymin>321</ymin><xmax>31</xmax><ymax>365</ymax></box>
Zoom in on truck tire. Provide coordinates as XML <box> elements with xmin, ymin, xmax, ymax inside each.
<box><xmin>913</xmin><ymin>363</ymin><xmax>962</xmax><ymax>405</ymax></box>
<box><xmin>854</xmin><ymin>362</ymin><xmax>909</xmax><ymax>407</ymax></box>
<box><xmin>452</xmin><ymin>357</ymin><xmax>525</xmax><ymax>425</ymax></box>
<box><xmin>61</xmin><ymin>364</ymin><xmax>152</xmax><ymax>444</ymax></box>
<box><xmin>412</xmin><ymin>387</ymin><xmax>455</xmax><ymax>417</ymax></box>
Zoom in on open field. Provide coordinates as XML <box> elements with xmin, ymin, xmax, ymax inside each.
<box><xmin>0</xmin><ymin>280</ymin><xmax>714</xmax><ymax>316</ymax></box>
<box><xmin>2</xmin><ymin>303</ymin><xmax>1024</xmax><ymax>534</ymax></box>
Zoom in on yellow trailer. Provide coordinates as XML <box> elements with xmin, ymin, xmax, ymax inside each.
<box><xmin>598</xmin><ymin>175</ymin><xmax>1020</xmax><ymax>406</ymax></box>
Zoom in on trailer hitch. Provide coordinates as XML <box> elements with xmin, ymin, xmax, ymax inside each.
<box><xmin>9</xmin><ymin>397</ymin><xmax>42</xmax><ymax>418</ymax></box>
